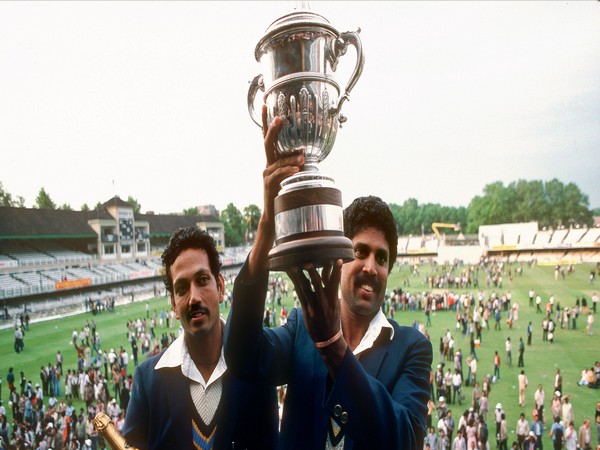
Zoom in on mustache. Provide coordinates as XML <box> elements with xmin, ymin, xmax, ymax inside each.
<box><xmin>354</xmin><ymin>274</ymin><xmax>381</xmax><ymax>292</ymax></box>
<box><xmin>188</xmin><ymin>304</ymin><xmax>209</xmax><ymax>315</ymax></box>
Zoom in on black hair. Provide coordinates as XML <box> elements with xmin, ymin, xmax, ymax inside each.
<box><xmin>161</xmin><ymin>227</ymin><xmax>222</xmax><ymax>295</ymax></box>
<box><xmin>343</xmin><ymin>196</ymin><xmax>398</xmax><ymax>272</ymax></box>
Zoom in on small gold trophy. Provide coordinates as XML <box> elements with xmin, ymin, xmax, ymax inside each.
<box><xmin>93</xmin><ymin>412</ymin><xmax>139</xmax><ymax>450</ymax></box>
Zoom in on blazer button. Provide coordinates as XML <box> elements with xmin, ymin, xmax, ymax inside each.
<box><xmin>340</xmin><ymin>412</ymin><xmax>349</xmax><ymax>424</ymax></box>
<box><xmin>333</xmin><ymin>404</ymin><xmax>342</xmax><ymax>417</ymax></box>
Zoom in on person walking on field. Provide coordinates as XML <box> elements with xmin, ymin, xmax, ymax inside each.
<box><xmin>494</xmin><ymin>351</ymin><xmax>501</xmax><ymax>381</ymax></box>
<box><xmin>518</xmin><ymin>370</ymin><xmax>528</xmax><ymax>408</ymax></box>
<box><xmin>534</xmin><ymin>384</ymin><xmax>545</xmax><ymax>424</ymax></box>
<box><xmin>564</xmin><ymin>421</ymin><xmax>576</xmax><ymax>450</ymax></box>
<box><xmin>550</xmin><ymin>416</ymin><xmax>565</xmax><ymax>450</ymax></box>
<box><xmin>576</xmin><ymin>418</ymin><xmax>591</xmax><ymax>450</ymax></box>
<box><xmin>516</xmin><ymin>412</ymin><xmax>530</xmax><ymax>449</ymax></box>
<box><xmin>518</xmin><ymin>337</ymin><xmax>525</xmax><ymax>367</ymax></box>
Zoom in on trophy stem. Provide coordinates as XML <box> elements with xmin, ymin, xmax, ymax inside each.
<box><xmin>269</xmin><ymin>183</ymin><xmax>353</xmax><ymax>271</ymax></box>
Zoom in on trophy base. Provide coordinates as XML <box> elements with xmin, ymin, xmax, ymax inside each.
<box><xmin>268</xmin><ymin>235</ymin><xmax>354</xmax><ymax>271</ymax></box>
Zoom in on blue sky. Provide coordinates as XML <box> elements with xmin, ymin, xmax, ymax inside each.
<box><xmin>1</xmin><ymin>1</ymin><xmax>599</xmax><ymax>213</ymax></box>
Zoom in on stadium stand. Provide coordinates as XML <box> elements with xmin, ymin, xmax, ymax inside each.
<box><xmin>549</xmin><ymin>228</ymin><xmax>568</xmax><ymax>246</ymax></box>
<box><xmin>0</xmin><ymin>197</ymin><xmax>231</xmax><ymax>306</ymax></box>
<box><xmin>563</xmin><ymin>227</ymin><xmax>587</xmax><ymax>245</ymax></box>
<box><xmin>582</xmin><ymin>228</ymin><xmax>600</xmax><ymax>246</ymax></box>
<box><xmin>533</xmin><ymin>229</ymin><xmax>552</xmax><ymax>246</ymax></box>
<box><xmin>398</xmin><ymin>221</ymin><xmax>600</xmax><ymax>265</ymax></box>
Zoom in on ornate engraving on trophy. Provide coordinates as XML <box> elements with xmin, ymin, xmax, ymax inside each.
<box><xmin>248</xmin><ymin>7</ymin><xmax>364</xmax><ymax>270</ymax></box>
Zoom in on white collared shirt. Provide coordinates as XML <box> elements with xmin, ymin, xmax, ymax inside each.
<box><xmin>155</xmin><ymin>327</ymin><xmax>227</xmax><ymax>388</ymax></box>
<box><xmin>155</xmin><ymin>323</ymin><xmax>227</xmax><ymax>425</ymax></box>
<box><xmin>352</xmin><ymin>309</ymin><xmax>395</xmax><ymax>356</ymax></box>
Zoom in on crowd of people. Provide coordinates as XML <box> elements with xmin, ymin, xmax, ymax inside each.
<box><xmin>375</xmin><ymin>259</ymin><xmax>599</xmax><ymax>450</ymax></box>
<box><xmin>1</xmin><ymin>307</ymin><xmax>183</xmax><ymax>450</ymax></box>
<box><xmin>1</xmin><ymin>257</ymin><xmax>597</xmax><ymax>450</ymax></box>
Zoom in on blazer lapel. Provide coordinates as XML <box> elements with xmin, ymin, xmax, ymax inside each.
<box><xmin>357</xmin><ymin>328</ymin><xmax>393</xmax><ymax>377</ymax></box>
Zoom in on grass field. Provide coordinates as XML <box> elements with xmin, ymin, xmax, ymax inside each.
<box><xmin>1</xmin><ymin>260</ymin><xmax>598</xmax><ymax>448</ymax></box>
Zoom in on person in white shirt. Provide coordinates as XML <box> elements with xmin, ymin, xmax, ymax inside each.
<box><xmin>452</xmin><ymin>428</ymin><xmax>466</xmax><ymax>450</ymax></box>
<box><xmin>516</xmin><ymin>412</ymin><xmax>530</xmax><ymax>448</ymax></box>
<box><xmin>518</xmin><ymin>370</ymin><xmax>528</xmax><ymax>407</ymax></box>
<box><xmin>452</xmin><ymin>369</ymin><xmax>463</xmax><ymax>405</ymax></box>
<box><xmin>505</xmin><ymin>337</ymin><xmax>512</xmax><ymax>367</ymax></box>
<box><xmin>564</xmin><ymin>421</ymin><xmax>577</xmax><ymax>450</ymax></box>
<box><xmin>534</xmin><ymin>384</ymin><xmax>545</xmax><ymax>423</ymax></box>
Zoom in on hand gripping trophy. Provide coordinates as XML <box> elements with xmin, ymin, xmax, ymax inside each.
<box><xmin>248</xmin><ymin>5</ymin><xmax>365</xmax><ymax>270</ymax></box>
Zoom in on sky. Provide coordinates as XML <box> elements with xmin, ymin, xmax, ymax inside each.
<box><xmin>1</xmin><ymin>1</ymin><xmax>599</xmax><ymax>215</ymax></box>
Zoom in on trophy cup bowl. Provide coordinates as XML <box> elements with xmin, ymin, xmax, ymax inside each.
<box><xmin>248</xmin><ymin>8</ymin><xmax>364</xmax><ymax>270</ymax></box>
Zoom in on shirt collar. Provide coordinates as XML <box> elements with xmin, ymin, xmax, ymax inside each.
<box><xmin>352</xmin><ymin>309</ymin><xmax>394</xmax><ymax>355</ymax></box>
<box><xmin>155</xmin><ymin>320</ymin><xmax>227</xmax><ymax>388</ymax></box>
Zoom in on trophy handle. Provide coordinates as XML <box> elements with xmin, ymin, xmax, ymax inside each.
<box><xmin>330</xmin><ymin>29</ymin><xmax>365</xmax><ymax>124</ymax></box>
<box><xmin>247</xmin><ymin>74</ymin><xmax>265</xmax><ymax>127</ymax></box>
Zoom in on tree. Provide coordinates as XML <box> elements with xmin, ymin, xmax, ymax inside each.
<box><xmin>389</xmin><ymin>198</ymin><xmax>467</xmax><ymax>236</ymax></box>
<box><xmin>220</xmin><ymin>203</ymin><xmax>245</xmax><ymax>247</ymax></box>
<box><xmin>14</xmin><ymin>196</ymin><xmax>25</xmax><ymax>207</ymax></box>
<box><xmin>243</xmin><ymin>204</ymin><xmax>261</xmax><ymax>243</ymax></box>
<box><xmin>183</xmin><ymin>206</ymin><xmax>199</xmax><ymax>216</ymax></box>
<box><xmin>0</xmin><ymin>181</ymin><xmax>13</xmax><ymax>206</ymax></box>
<box><xmin>35</xmin><ymin>187</ymin><xmax>56</xmax><ymax>209</ymax></box>
<box><xmin>127</xmin><ymin>196</ymin><xmax>141</xmax><ymax>214</ymax></box>
<box><xmin>466</xmin><ymin>179</ymin><xmax>593</xmax><ymax>232</ymax></box>
<box><xmin>59</xmin><ymin>203</ymin><xmax>73</xmax><ymax>211</ymax></box>
<box><xmin>554</xmin><ymin>181</ymin><xmax>593</xmax><ymax>228</ymax></box>
<box><xmin>81</xmin><ymin>203</ymin><xmax>90</xmax><ymax>212</ymax></box>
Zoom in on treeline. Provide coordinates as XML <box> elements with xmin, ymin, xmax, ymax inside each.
<box><xmin>221</xmin><ymin>178</ymin><xmax>596</xmax><ymax>245</ymax></box>
<box><xmin>390</xmin><ymin>179</ymin><xmax>595</xmax><ymax>235</ymax></box>
<box><xmin>1</xmin><ymin>179</ymin><xmax>597</xmax><ymax>245</ymax></box>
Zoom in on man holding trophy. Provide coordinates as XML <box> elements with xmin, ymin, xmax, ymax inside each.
<box><xmin>226</xmin><ymin>103</ymin><xmax>432</xmax><ymax>448</ymax></box>
<box><xmin>225</xmin><ymin>9</ymin><xmax>432</xmax><ymax>450</ymax></box>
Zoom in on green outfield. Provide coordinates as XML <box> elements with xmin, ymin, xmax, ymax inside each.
<box><xmin>1</xmin><ymin>260</ymin><xmax>598</xmax><ymax>448</ymax></box>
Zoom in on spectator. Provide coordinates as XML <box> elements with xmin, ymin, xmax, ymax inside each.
<box><xmin>577</xmin><ymin>418</ymin><xmax>591</xmax><ymax>450</ymax></box>
<box><xmin>550</xmin><ymin>416</ymin><xmax>565</xmax><ymax>450</ymax></box>
<box><xmin>534</xmin><ymin>385</ymin><xmax>545</xmax><ymax>424</ymax></box>
<box><xmin>518</xmin><ymin>370</ymin><xmax>529</xmax><ymax>407</ymax></box>
<box><xmin>516</xmin><ymin>412</ymin><xmax>530</xmax><ymax>449</ymax></box>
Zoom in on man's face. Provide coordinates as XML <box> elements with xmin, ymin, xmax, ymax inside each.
<box><xmin>169</xmin><ymin>248</ymin><xmax>224</xmax><ymax>340</ymax></box>
<box><xmin>340</xmin><ymin>227</ymin><xmax>390</xmax><ymax>320</ymax></box>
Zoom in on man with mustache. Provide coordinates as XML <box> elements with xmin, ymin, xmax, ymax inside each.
<box><xmin>225</xmin><ymin>107</ymin><xmax>433</xmax><ymax>449</ymax></box>
<box><xmin>123</xmin><ymin>227</ymin><xmax>278</xmax><ymax>450</ymax></box>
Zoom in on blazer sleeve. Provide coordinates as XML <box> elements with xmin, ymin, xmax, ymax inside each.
<box><xmin>122</xmin><ymin>363</ymin><xmax>150</xmax><ymax>449</ymax></box>
<box><xmin>224</xmin><ymin>260</ymin><xmax>296</xmax><ymax>386</ymax></box>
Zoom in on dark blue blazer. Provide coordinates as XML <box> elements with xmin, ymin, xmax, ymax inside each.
<box><xmin>225</xmin><ymin>263</ymin><xmax>433</xmax><ymax>450</ymax></box>
<box><xmin>122</xmin><ymin>347</ymin><xmax>278</xmax><ymax>450</ymax></box>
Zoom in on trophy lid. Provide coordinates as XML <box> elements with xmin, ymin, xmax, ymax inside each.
<box><xmin>255</xmin><ymin>7</ymin><xmax>338</xmax><ymax>61</ymax></box>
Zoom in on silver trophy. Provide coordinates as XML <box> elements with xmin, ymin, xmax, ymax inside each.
<box><xmin>248</xmin><ymin>6</ymin><xmax>364</xmax><ymax>270</ymax></box>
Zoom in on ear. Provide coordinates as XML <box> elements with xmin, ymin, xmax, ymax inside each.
<box><xmin>217</xmin><ymin>273</ymin><xmax>225</xmax><ymax>304</ymax></box>
<box><xmin>170</xmin><ymin>295</ymin><xmax>179</xmax><ymax>320</ymax></box>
